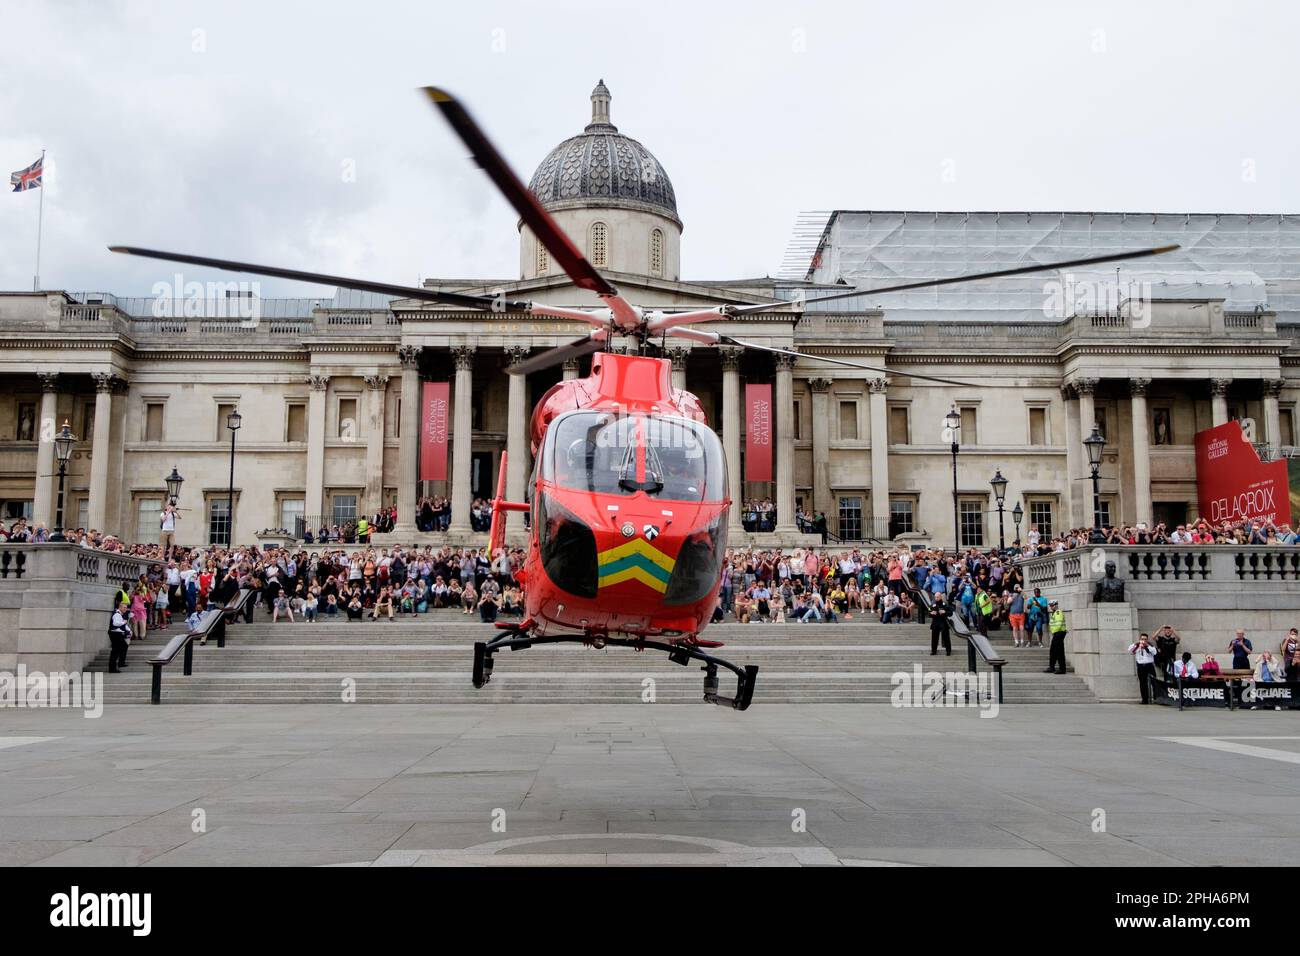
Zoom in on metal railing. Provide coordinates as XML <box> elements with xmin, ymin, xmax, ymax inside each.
<box><xmin>901</xmin><ymin>568</ymin><xmax>1006</xmax><ymax>702</ymax></box>
<box><xmin>148</xmin><ymin>588</ymin><xmax>252</xmax><ymax>704</ymax></box>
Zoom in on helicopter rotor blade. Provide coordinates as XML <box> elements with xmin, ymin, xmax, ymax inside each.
<box><xmin>423</xmin><ymin>87</ymin><xmax>641</xmax><ymax>331</ymax></box>
<box><xmin>666</xmin><ymin>328</ymin><xmax>977</xmax><ymax>386</ymax></box>
<box><xmin>108</xmin><ymin>246</ymin><xmax>530</xmax><ymax>312</ymax></box>
<box><xmin>728</xmin><ymin>244</ymin><xmax>1181</xmax><ymax>315</ymax></box>
<box><xmin>507</xmin><ymin>329</ymin><xmax>609</xmax><ymax>376</ymax></box>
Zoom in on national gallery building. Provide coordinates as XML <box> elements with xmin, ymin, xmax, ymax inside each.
<box><xmin>2</xmin><ymin>83</ymin><xmax>1298</xmax><ymax>549</ymax></box>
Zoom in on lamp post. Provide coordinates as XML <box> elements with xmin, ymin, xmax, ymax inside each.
<box><xmin>49</xmin><ymin>420</ymin><xmax>76</xmax><ymax>543</ymax></box>
<box><xmin>225</xmin><ymin>409</ymin><xmax>241</xmax><ymax>547</ymax></box>
<box><xmin>990</xmin><ymin>468</ymin><xmax>1008</xmax><ymax>552</ymax></box>
<box><xmin>944</xmin><ymin>407</ymin><xmax>961</xmax><ymax>553</ymax></box>
<box><xmin>1084</xmin><ymin>426</ymin><xmax>1106</xmax><ymax>544</ymax></box>
<box><xmin>1012</xmin><ymin>501</ymin><xmax>1024</xmax><ymax>547</ymax></box>
<box><xmin>165</xmin><ymin>466</ymin><xmax>184</xmax><ymax>507</ymax></box>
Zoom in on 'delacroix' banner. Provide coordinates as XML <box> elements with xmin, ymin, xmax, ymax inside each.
<box><xmin>1150</xmin><ymin>675</ymin><xmax>1300</xmax><ymax>709</ymax></box>
<box><xmin>419</xmin><ymin>381</ymin><xmax>450</xmax><ymax>481</ymax></box>
<box><xmin>744</xmin><ymin>383</ymin><xmax>772</xmax><ymax>482</ymax></box>
<box><xmin>1194</xmin><ymin>420</ymin><xmax>1291</xmax><ymax>527</ymax></box>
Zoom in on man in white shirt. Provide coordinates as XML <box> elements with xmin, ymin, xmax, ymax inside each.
<box><xmin>159</xmin><ymin>503</ymin><xmax>179</xmax><ymax>558</ymax></box>
<box><xmin>1128</xmin><ymin>632</ymin><xmax>1158</xmax><ymax>703</ymax></box>
<box><xmin>1172</xmin><ymin>653</ymin><xmax>1199</xmax><ymax>681</ymax></box>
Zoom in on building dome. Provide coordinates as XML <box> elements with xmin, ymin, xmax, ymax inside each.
<box><xmin>527</xmin><ymin>80</ymin><xmax>680</xmax><ymax>228</ymax></box>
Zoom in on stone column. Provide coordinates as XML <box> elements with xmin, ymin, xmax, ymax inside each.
<box><xmin>448</xmin><ymin>345</ymin><xmax>476</xmax><ymax>536</ymax></box>
<box><xmin>1075</xmin><ymin>377</ymin><xmax>1099</xmax><ymax>530</ymax></box>
<box><xmin>1210</xmin><ymin>378</ymin><xmax>1230</xmax><ymax>426</ymax></box>
<box><xmin>393</xmin><ymin>346</ymin><xmax>421</xmax><ymax>535</ymax></box>
<box><xmin>1061</xmin><ymin>384</ymin><xmax>1082</xmax><ymax>530</ymax></box>
<box><xmin>1263</xmin><ymin>378</ymin><xmax>1284</xmax><ymax>450</ymax></box>
<box><xmin>306</xmin><ymin>374</ymin><xmax>329</xmax><ymax>521</ymax></box>
<box><xmin>868</xmin><ymin>378</ymin><xmax>890</xmax><ymax>537</ymax></box>
<box><xmin>774</xmin><ymin>353</ymin><xmax>796</xmax><ymax>532</ymax></box>
<box><xmin>666</xmin><ymin>346</ymin><xmax>690</xmax><ymax>391</ymax></box>
<box><xmin>720</xmin><ymin>347</ymin><xmax>743</xmax><ymax>536</ymax></box>
<box><xmin>562</xmin><ymin>358</ymin><xmax>580</xmax><ymax>381</ymax></box>
<box><xmin>86</xmin><ymin>373</ymin><xmax>116</xmax><ymax>533</ymax></box>
<box><xmin>364</xmin><ymin>374</ymin><xmax>389</xmax><ymax>515</ymax></box>
<box><xmin>809</xmin><ymin>377</ymin><xmax>832</xmax><ymax>527</ymax></box>
<box><xmin>33</xmin><ymin>373</ymin><xmax>59</xmax><ymax>530</ymax></box>
<box><xmin>1129</xmin><ymin>377</ymin><xmax>1152</xmax><ymax>527</ymax></box>
<box><xmin>505</xmin><ymin>346</ymin><xmax>530</xmax><ymax>535</ymax></box>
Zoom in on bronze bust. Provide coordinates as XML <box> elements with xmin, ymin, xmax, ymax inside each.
<box><xmin>1093</xmin><ymin>561</ymin><xmax>1126</xmax><ymax>602</ymax></box>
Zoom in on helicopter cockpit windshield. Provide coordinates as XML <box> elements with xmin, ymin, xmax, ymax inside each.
<box><xmin>542</xmin><ymin>410</ymin><xmax>724</xmax><ymax>503</ymax></box>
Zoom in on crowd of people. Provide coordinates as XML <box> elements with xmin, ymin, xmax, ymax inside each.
<box><xmin>1128</xmin><ymin>624</ymin><xmax>1300</xmax><ymax>703</ymax></box>
<box><xmin>1013</xmin><ymin>517</ymin><xmax>1300</xmax><ymax>556</ymax></box>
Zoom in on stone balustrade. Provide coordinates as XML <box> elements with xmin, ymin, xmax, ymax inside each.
<box><xmin>0</xmin><ymin>544</ymin><xmax>156</xmax><ymax>673</ymax></box>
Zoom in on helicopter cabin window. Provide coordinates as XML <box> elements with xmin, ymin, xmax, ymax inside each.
<box><xmin>590</xmin><ymin>221</ymin><xmax>608</xmax><ymax>267</ymax></box>
<box><xmin>650</xmin><ymin>229</ymin><xmax>663</xmax><ymax>277</ymax></box>
<box><xmin>540</xmin><ymin>410</ymin><xmax>725</xmax><ymax>503</ymax></box>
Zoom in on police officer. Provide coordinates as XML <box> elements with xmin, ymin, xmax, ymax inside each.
<box><xmin>108</xmin><ymin>599</ymin><xmax>132</xmax><ymax>673</ymax></box>
<box><xmin>1045</xmin><ymin>600</ymin><xmax>1068</xmax><ymax>675</ymax></box>
<box><xmin>930</xmin><ymin>593</ymin><xmax>952</xmax><ymax>656</ymax></box>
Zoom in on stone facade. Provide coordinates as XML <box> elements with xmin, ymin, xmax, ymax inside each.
<box><xmin>1</xmin><ymin>88</ymin><xmax>1297</xmax><ymax>549</ymax></box>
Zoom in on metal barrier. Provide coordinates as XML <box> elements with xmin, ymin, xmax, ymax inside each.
<box><xmin>901</xmin><ymin>568</ymin><xmax>1006</xmax><ymax>703</ymax></box>
<box><xmin>148</xmin><ymin>588</ymin><xmax>252</xmax><ymax>704</ymax></box>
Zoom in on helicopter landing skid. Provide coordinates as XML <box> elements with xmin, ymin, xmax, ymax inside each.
<box><xmin>471</xmin><ymin>628</ymin><xmax>758</xmax><ymax>711</ymax></box>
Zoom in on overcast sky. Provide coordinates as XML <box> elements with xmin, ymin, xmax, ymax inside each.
<box><xmin>2</xmin><ymin>0</ymin><xmax>1296</xmax><ymax>297</ymax></box>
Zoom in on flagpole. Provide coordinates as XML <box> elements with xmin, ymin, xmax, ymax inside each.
<box><xmin>33</xmin><ymin>148</ymin><xmax>46</xmax><ymax>292</ymax></box>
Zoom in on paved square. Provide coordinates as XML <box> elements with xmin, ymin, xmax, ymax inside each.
<box><xmin>0</xmin><ymin>704</ymin><xmax>1297</xmax><ymax>866</ymax></box>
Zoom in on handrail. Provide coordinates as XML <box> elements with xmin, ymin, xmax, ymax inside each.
<box><xmin>901</xmin><ymin>568</ymin><xmax>1006</xmax><ymax>702</ymax></box>
<box><xmin>147</xmin><ymin>588</ymin><xmax>250</xmax><ymax>704</ymax></box>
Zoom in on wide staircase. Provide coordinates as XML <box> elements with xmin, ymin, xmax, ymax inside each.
<box><xmin>88</xmin><ymin>610</ymin><xmax>1095</xmax><ymax>705</ymax></box>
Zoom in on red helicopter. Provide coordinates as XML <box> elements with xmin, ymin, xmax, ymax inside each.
<box><xmin>111</xmin><ymin>86</ymin><xmax>1178</xmax><ymax>709</ymax></box>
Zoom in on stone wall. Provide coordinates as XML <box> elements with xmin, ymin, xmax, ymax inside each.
<box><xmin>0</xmin><ymin>544</ymin><xmax>154</xmax><ymax>673</ymax></box>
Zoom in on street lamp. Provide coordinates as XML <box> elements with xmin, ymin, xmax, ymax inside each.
<box><xmin>49</xmin><ymin>420</ymin><xmax>76</xmax><ymax>543</ymax></box>
<box><xmin>165</xmin><ymin>466</ymin><xmax>184</xmax><ymax>506</ymax></box>
<box><xmin>1083</xmin><ymin>426</ymin><xmax>1106</xmax><ymax>544</ymax></box>
<box><xmin>1012</xmin><ymin>501</ymin><xmax>1024</xmax><ymax>547</ymax></box>
<box><xmin>990</xmin><ymin>468</ymin><xmax>1008</xmax><ymax>552</ymax></box>
<box><xmin>225</xmin><ymin>409</ymin><xmax>242</xmax><ymax>546</ymax></box>
<box><xmin>944</xmin><ymin>407</ymin><xmax>961</xmax><ymax>552</ymax></box>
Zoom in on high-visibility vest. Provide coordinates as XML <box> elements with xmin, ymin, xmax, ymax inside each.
<box><xmin>1049</xmin><ymin>609</ymin><xmax>1067</xmax><ymax>633</ymax></box>
<box><xmin>975</xmin><ymin>592</ymin><xmax>993</xmax><ymax>615</ymax></box>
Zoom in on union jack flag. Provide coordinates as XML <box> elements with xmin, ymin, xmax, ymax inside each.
<box><xmin>10</xmin><ymin>156</ymin><xmax>43</xmax><ymax>192</ymax></box>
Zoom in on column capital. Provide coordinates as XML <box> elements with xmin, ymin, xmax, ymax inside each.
<box><xmin>308</xmin><ymin>373</ymin><xmax>330</xmax><ymax>391</ymax></box>
<box><xmin>665</xmin><ymin>346</ymin><xmax>691</xmax><ymax>369</ymax></box>
<box><xmin>92</xmin><ymin>372</ymin><xmax>115</xmax><ymax>393</ymax></box>
<box><xmin>452</xmin><ymin>345</ymin><xmax>477</xmax><ymax>371</ymax></box>
<box><xmin>562</xmin><ymin>357</ymin><xmax>581</xmax><ymax>373</ymax></box>
<box><xmin>111</xmin><ymin>377</ymin><xmax>129</xmax><ymax>395</ymax></box>
<box><xmin>1059</xmin><ymin>382</ymin><xmax>1076</xmax><ymax>400</ymax></box>
<box><xmin>774</xmin><ymin>353</ymin><xmax>796</xmax><ymax>372</ymax></box>
<box><xmin>867</xmin><ymin>378</ymin><xmax>889</xmax><ymax>394</ymax></box>
<box><xmin>364</xmin><ymin>374</ymin><xmax>390</xmax><ymax>390</ymax></box>
<box><xmin>37</xmin><ymin>372</ymin><xmax>60</xmax><ymax>392</ymax></box>
<box><xmin>808</xmin><ymin>376</ymin><xmax>832</xmax><ymax>393</ymax></box>
<box><xmin>1072</xmin><ymin>377</ymin><xmax>1099</xmax><ymax>396</ymax></box>
<box><xmin>1263</xmin><ymin>378</ymin><xmax>1286</xmax><ymax>398</ymax></box>
<box><xmin>505</xmin><ymin>345</ymin><xmax>530</xmax><ymax>368</ymax></box>
<box><xmin>719</xmin><ymin>347</ymin><xmax>743</xmax><ymax>371</ymax></box>
<box><xmin>1210</xmin><ymin>377</ymin><xmax>1232</xmax><ymax>396</ymax></box>
<box><xmin>398</xmin><ymin>344</ymin><xmax>422</xmax><ymax>369</ymax></box>
<box><xmin>1128</xmin><ymin>377</ymin><xmax>1151</xmax><ymax>396</ymax></box>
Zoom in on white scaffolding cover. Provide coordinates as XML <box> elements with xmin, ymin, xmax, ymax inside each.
<box><xmin>798</xmin><ymin>212</ymin><xmax>1300</xmax><ymax>322</ymax></box>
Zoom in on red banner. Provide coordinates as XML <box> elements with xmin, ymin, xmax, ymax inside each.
<box><xmin>1194</xmin><ymin>420</ymin><xmax>1291</xmax><ymax>528</ymax></box>
<box><xmin>745</xmin><ymin>383</ymin><xmax>773</xmax><ymax>482</ymax></box>
<box><xmin>419</xmin><ymin>382</ymin><xmax>450</xmax><ymax>481</ymax></box>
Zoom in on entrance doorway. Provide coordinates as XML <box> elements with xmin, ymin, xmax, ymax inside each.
<box><xmin>1153</xmin><ymin>501</ymin><xmax>1188</xmax><ymax>529</ymax></box>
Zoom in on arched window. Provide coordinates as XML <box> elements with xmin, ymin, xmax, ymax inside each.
<box><xmin>590</xmin><ymin>221</ymin><xmax>608</xmax><ymax>267</ymax></box>
<box><xmin>650</xmin><ymin>228</ymin><xmax>664</xmax><ymax>277</ymax></box>
<box><xmin>536</xmin><ymin>242</ymin><xmax>548</xmax><ymax>276</ymax></box>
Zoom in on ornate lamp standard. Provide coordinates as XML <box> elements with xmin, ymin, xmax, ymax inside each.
<box><xmin>1084</xmin><ymin>426</ymin><xmax>1107</xmax><ymax>544</ymax></box>
<box><xmin>1012</xmin><ymin>501</ymin><xmax>1024</xmax><ymax>548</ymax></box>
<box><xmin>990</xmin><ymin>468</ymin><xmax>1008</xmax><ymax>552</ymax></box>
<box><xmin>225</xmin><ymin>409</ymin><xmax>242</xmax><ymax>546</ymax></box>
<box><xmin>943</xmin><ymin>407</ymin><xmax>961</xmax><ymax>553</ymax></box>
<box><xmin>49</xmin><ymin>420</ymin><xmax>76</xmax><ymax>542</ymax></box>
<box><xmin>165</xmin><ymin>466</ymin><xmax>184</xmax><ymax>507</ymax></box>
